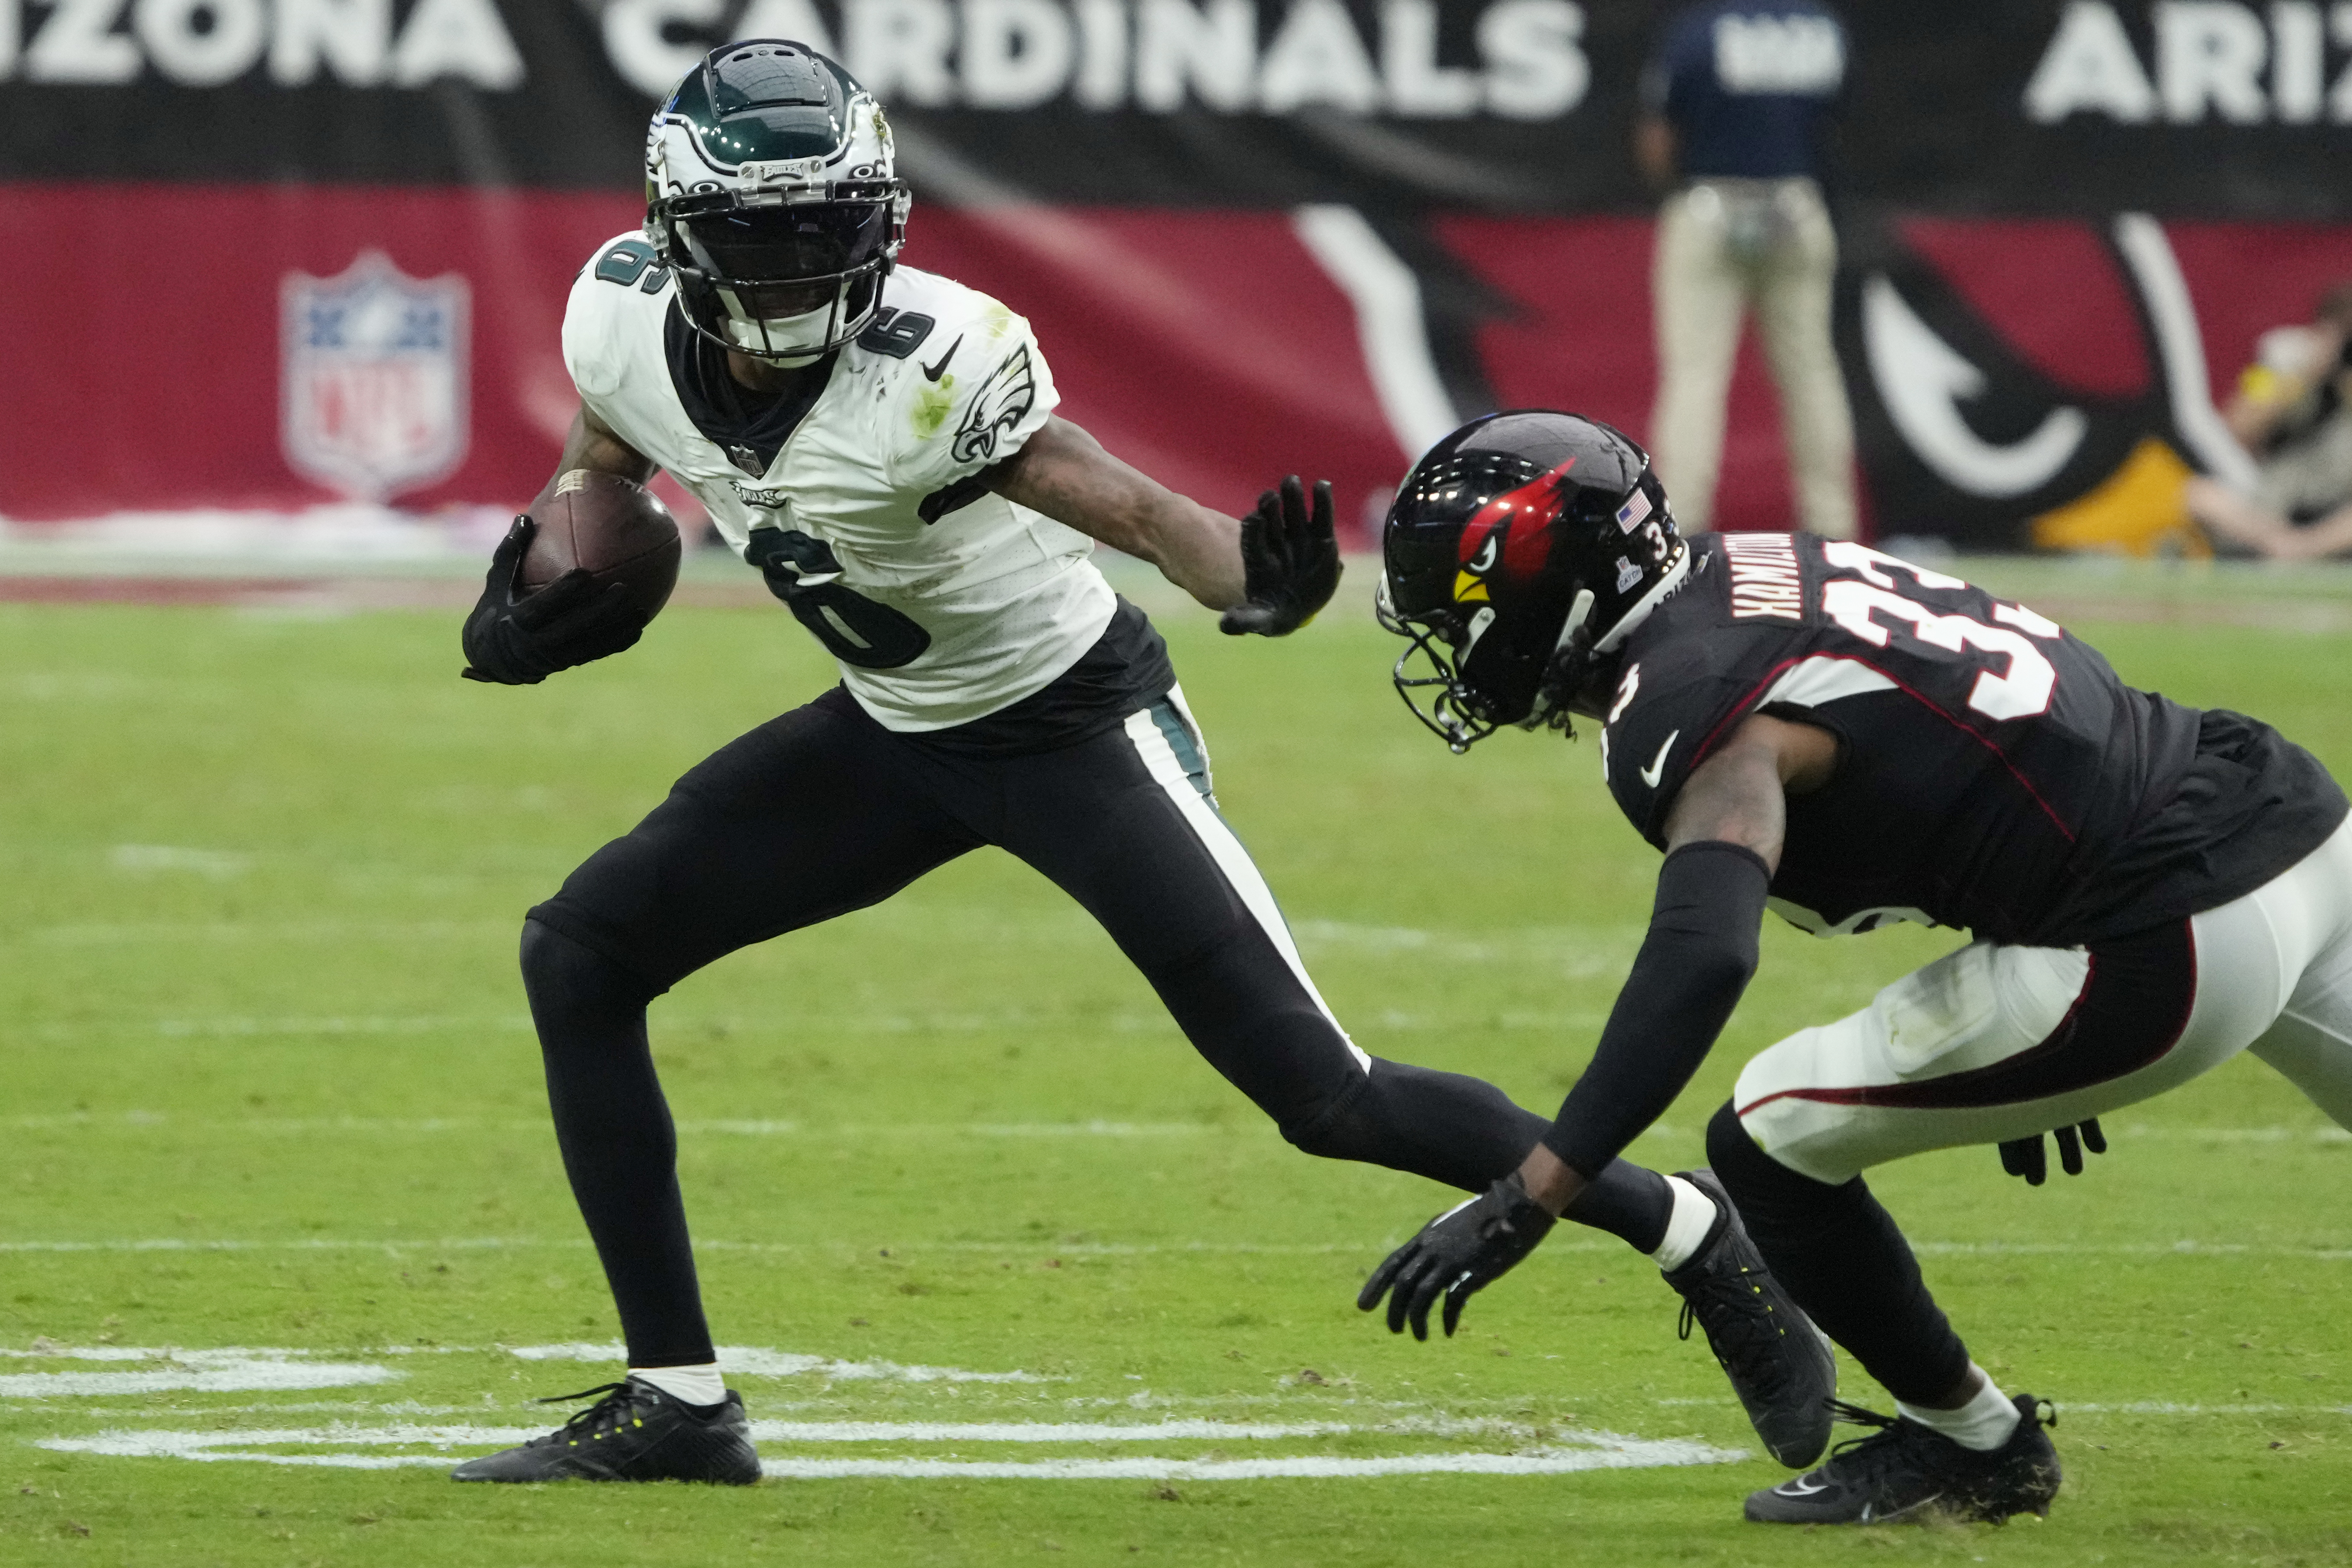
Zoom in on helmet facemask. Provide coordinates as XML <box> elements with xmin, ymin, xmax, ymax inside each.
<box><xmin>656</xmin><ymin>185</ymin><xmax>907</xmax><ymax>364</ymax></box>
<box><xmin>1375</xmin><ymin>575</ymin><xmax>1499</xmax><ymax>753</ymax></box>
<box><xmin>1378</xmin><ymin>575</ymin><xmax>1604</xmax><ymax>752</ymax></box>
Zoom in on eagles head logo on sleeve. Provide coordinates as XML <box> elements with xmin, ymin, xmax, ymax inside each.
<box><xmin>950</xmin><ymin>346</ymin><xmax>1039</xmax><ymax>465</ymax></box>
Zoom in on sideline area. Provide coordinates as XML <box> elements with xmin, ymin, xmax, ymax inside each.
<box><xmin>7</xmin><ymin>512</ymin><xmax>2352</xmax><ymax>628</ymax></box>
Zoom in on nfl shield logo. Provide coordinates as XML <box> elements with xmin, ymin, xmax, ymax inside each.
<box><xmin>281</xmin><ymin>253</ymin><xmax>470</xmax><ymax>501</ymax></box>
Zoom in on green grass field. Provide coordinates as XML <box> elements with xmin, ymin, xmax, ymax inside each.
<box><xmin>3</xmin><ymin>580</ymin><xmax>2349</xmax><ymax>1566</ymax></box>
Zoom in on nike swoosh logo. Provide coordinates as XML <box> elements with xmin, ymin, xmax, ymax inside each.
<box><xmin>921</xmin><ymin>334</ymin><xmax>963</xmax><ymax>382</ymax></box>
<box><xmin>1638</xmin><ymin>730</ymin><xmax>1679</xmax><ymax>789</ymax></box>
<box><xmin>1776</xmin><ymin>1474</ymin><xmax>1830</xmax><ymax>1497</ymax></box>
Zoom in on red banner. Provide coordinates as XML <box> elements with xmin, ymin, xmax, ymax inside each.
<box><xmin>3</xmin><ymin>182</ymin><xmax>2345</xmax><ymax>545</ymax></box>
<box><xmin>0</xmin><ymin>182</ymin><xmax>1841</xmax><ymax>540</ymax></box>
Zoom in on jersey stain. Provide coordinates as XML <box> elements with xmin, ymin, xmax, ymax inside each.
<box><xmin>911</xmin><ymin>379</ymin><xmax>956</xmax><ymax>439</ymax></box>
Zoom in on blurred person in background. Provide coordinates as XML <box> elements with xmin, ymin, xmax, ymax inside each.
<box><xmin>2187</xmin><ymin>280</ymin><xmax>2352</xmax><ymax>561</ymax></box>
<box><xmin>1638</xmin><ymin>0</ymin><xmax>1857</xmax><ymax>540</ymax></box>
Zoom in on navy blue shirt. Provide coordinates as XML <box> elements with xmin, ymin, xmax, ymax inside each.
<box><xmin>1643</xmin><ymin>1</ymin><xmax>1846</xmax><ymax>181</ymax></box>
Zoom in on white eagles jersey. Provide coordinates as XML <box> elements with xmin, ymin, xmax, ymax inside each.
<box><xmin>562</xmin><ymin>236</ymin><xmax>1115</xmax><ymax>731</ymax></box>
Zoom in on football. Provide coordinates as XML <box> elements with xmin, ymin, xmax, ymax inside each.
<box><xmin>518</xmin><ymin>468</ymin><xmax>683</xmax><ymax>626</ymax></box>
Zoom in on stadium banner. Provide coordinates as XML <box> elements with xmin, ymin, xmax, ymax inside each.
<box><xmin>3</xmin><ymin>0</ymin><xmax>2349</xmax><ymax>543</ymax></box>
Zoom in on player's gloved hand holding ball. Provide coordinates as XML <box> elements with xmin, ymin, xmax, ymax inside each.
<box><xmin>460</xmin><ymin>516</ymin><xmax>650</xmax><ymax>684</ymax></box>
<box><xmin>1357</xmin><ymin>1171</ymin><xmax>1557</xmax><ymax>1340</ymax></box>
<box><xmin>461</xmin><ymin>470</ymin><xmax>683</xmax><ymax>684</ymax></box>
<box><xmin>1220</xmin><ymin>474</ymin><xmax>1342</xmax><ymax>637</ymax></box>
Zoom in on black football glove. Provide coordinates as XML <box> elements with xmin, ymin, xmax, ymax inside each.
<box><xmin>1218</xmin><ymin>474</ymin><xmax>1341</xmax><ymax>637</ymax></box>
<box><xmin>460</xmin><ymin>516</ymin><xmax>645</xmax><ymax>685</ymax></box>
<box><xmin>1997</xmin><ymin>1118</ymin><xmax>2106</xmax><ymax>1186</ymax></box>
<box><xmin>1356</xmin><ymin>1173</ymin><xmax>1557</xmax><ymax>1341</ymax></box>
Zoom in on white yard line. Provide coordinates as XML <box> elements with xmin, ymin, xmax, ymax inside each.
<box><xmin>1</xmin><ymin>1343</ymin><xmax>1042</xmax><ymax>1393</ymax></box>
<box><xmin>511</xmin><ymin>1344</ymin><xmax>1042</xmax><ymax>1384</ymax></box>
<box><xmin>751</xmin><ymin>1447</ymin><xmax>1737</xmax><ymax>1479</ymax></box>
<box><xmin>1657</xmin><ymin>1396</ymin><xmax>2352</xmax><ymax>1417</ymax></box>
<box><xmin>12</xmin><ymin>1114</ymin><xmax>2344</xmax><ymax>1154</ymax></box>
<box><xmin>34</xmin><ymin>1422</ymin><xmax>1745</xmax><ymax>1477</ymax></box>
<box><xmin>5</xmin><ymin>1235</ymin><xmax>2348</xmax><ymax>1261</ymax></box>
<box><xmin>742</xmin><ymin>1417</ymin><xmax>1534</xmax><ymax>1442</ymax></box>
<box><xmin>0</xmin><ymin>1358</ymin><xmax>397</xmax><ymax>1396</ymax></box>
<box><xmin>27</xmin><ymin>921</ymin><xmax>510</xmax><ymax>944</ymax></box>
<box><xmin>2111</xmin><ymin>1124</ymin><xmax>2352</xmax><ymax>1144</ymax></box>
<box><xmin>2</xmin><ymin>1116</ymin><xmax>1219</xmax><ymax>1138</ymax></box>
<box><xmin>1910</xmin><ymin>1240</ymin><xmax>2352</xmax><ymax>1260</ymax></box>
<box><xmin>0</xmin><ymin>1238</ymin><xmax>574</xmax><ymax>1254</ymax></box>
<box><xmin>55</xmin><ymin>1402</ymin><xmax>489</xmax><ymax>1418</ymax></box>
<box><xmin>151</xmin><ymin>1017</ymin><xmax>528</xmax><ymax>1038</ymax></box>
<box><xmin>2063</xmin><ymin>1402</ymin><xmax>2352</xmax><ymax>1415</ymax></box>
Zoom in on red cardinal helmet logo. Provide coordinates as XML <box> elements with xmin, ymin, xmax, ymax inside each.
<box><xmin>1456</xmin><ymin>456</ymin><xmax>1577</xmax><ymax>592</ymax></box>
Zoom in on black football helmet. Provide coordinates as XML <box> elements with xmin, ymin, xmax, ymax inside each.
<box><xmin>645</xmin><ymin>41</ymin><xmax>909</xmax><ymax>364</ymax></box>
<box><xmin>1376</xmin><ymin>411</ymin><xmax>1689</xmax><ymax>752</ymax></box>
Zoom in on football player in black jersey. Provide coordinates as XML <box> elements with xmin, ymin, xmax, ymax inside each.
<box><xmin>1359</xmin><ymin>410</ymin><xmax>2352</xmax><ymax>1526</ymax></box>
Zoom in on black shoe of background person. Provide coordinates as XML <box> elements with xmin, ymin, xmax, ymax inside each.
<box><xmin>1744</xmin><ymin>1395</ymin><xmax>2061</xmax><ymax>1525</ymax></box>
<box><xmin>1661</xmin><ymin>1167</ymin><xmax>1839</xmax><ymax>1468</ymax></box>
<box><xmin>449</xmin><ymin>1376</ymin><xmax>761</xmax><ymax>1484</ymax></box>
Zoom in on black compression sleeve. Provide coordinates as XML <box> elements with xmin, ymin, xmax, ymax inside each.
<box><xmin>1541</xmin><ymin>840</ymin><xmax>1771</xmax><ymax>1179</ymax></box>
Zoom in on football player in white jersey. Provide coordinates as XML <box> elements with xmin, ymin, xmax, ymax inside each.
<box><xmin>449</xmin><ymin>42</ymin><xmax>1823</xmax><ymax>1484</ymax></box>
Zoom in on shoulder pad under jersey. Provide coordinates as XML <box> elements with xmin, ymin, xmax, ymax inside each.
<box><xmin>562</xmin><ymin>231</ymin><xmax>676</xmax><ymax>406</ymax></box>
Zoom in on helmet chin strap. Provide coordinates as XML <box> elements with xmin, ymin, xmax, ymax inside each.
<box><xmin>1554</xmin><ymin>588</ymin><xmax>1597</xmax><ymax>657</ymax></box>
<box><xmin>1517</xmin><ymin>588</ymin><xmax>1597</xmax><ymax>733</ymax></box>
<box><xmin>1530</xmin><ymin>546</ymin><xmax>1694</xmax><ymax>733</ymax></box>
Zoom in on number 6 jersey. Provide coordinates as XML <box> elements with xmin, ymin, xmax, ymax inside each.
<box><xmin>1599</xmin><ymin>533</ymin><xmax>2348</xmax><ymax>947</ymax></box>
<box><xmin>562</xmin><ymin>234</ymin><xmax>1115</xmax><ymax>732</ymax></box>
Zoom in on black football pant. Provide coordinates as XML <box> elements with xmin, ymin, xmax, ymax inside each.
<box><xmin>521</xmin><ymin>687</ymin><xmax>1671</xmax><ymax>1367</ymax></box>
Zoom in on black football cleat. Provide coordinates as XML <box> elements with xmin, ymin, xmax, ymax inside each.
<box><xmin>450</xmin><ymin>1376</ymin><xmax>762</xmax><ymax>1484</ymax></box>
<box><xmin>1745</xmin><ymin>1395</ymin><xmax>2061</xmax><ymax>1525</ymax></box>
<box><xmin>1662</xmin><ymin>1167</ymin><xmax>1838</xmax><ymax>1468</ymax></box>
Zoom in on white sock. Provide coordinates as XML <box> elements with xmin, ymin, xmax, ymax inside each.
<box><xmin>1897</xmin><ymin>1368</ymin><xmax>2020</xmax><ymax>1452</ymax></box>
<box><xmin>1650</xmin><ymin>1175</ymin><xmax>1720</xmax><ymax>1272</ymax></box>
<box><xmin>630</xmin><ymin>1363</ymin><xmax>726</xmax><ymax>1408</ymax></box>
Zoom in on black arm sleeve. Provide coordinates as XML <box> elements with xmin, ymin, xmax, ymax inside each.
<box><xmin>1541</xmin><ymin>840</ymin><xmax>1771</xmax><ymax>1179</ymax></box>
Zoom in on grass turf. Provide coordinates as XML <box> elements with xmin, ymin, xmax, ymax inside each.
<box><xmin>2</xmin><ymin>585</ymin><xmax>2349</xmax><ymax>1565</ymax></box>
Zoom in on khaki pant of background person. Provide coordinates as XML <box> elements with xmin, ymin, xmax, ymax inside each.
<box><xmin>1650</xmin><ymin>178</ymin><xmax>1857</xmax><ymax>538</ymax></box>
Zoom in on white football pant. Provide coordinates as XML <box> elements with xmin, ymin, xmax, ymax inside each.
<box><xmin>1736</xmin><ymin>815</ymin><xmax>2352</xmax><ymax>1184</ymax></box>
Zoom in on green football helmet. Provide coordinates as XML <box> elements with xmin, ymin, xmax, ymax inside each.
<box><xmin>646</xmin><ymin>40</ymin><xmax>910</xmax><ymax>364</ymax></box>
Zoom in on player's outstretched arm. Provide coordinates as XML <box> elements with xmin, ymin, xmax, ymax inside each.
<box><xmin>1359</xmin><ymin>716</ymin><xmax>1835</xmax><ymax>1339</ymax></box>
<box><xmin>459</xmin><ymin>407</ymin><xmax>660</xmax><ymax>686</ymax></box>
<box><xmin>989</xmin><ymin>416</ymin><xmax>1340</xmax><ymax>635</ymax></box>
<box><xmin>1515</xmin><ymin>715</ymin><xmax>1835</xmax><ymax>1210</ymax></box>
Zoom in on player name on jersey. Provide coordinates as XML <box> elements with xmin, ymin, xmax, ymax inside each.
<box><xmin>1720</xmin><ymin>530</ymin><xmax>1804</xmax><ymax>621</ymax></box>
